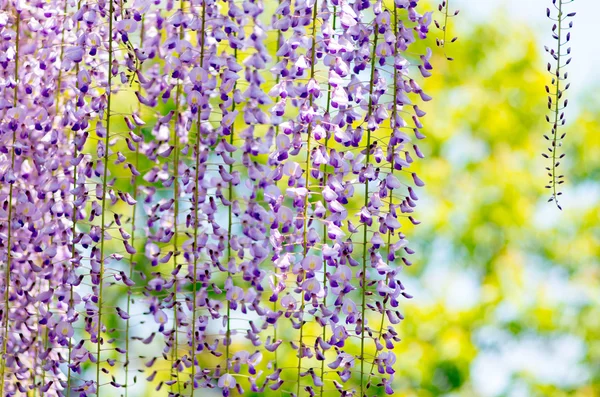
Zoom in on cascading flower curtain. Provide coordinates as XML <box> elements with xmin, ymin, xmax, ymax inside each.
<box><xmin>0</xmin><ymin>0</ymin><xmax>433</xmax><ymax>395</ymax></box>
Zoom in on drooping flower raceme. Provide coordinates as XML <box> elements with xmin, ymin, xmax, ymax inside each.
<box><xmin>434</xmin><ymin>1</ymin><xmax>459</xmax><ymax>61</ymax></box>
<box><xmin>543</xmin><ymin>0</ymin><xmax>575</xmax><ymax>210</ymax></box>
<box><xmin>0</xmin><ymin>0</ymin><xmax>434</xmax><ymax>396</ymax></box>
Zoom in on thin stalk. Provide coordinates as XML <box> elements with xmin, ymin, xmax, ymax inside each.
<box><xmin>0</xmin><ymin>9</ymin><xmax>20</xmax><ymax>395</ymax></box>
<box><xmin>191</xmin><ymin>3</ymin><xmax>206</xmax><ymax>393</ymax></box>
<box><xmin>66</xmin><ymin>1</ymin><xmax>82</xmax><ymax>393</ymax></box>
<box><xmin>124</xmin><ymin>15</ymin><xmax>145</xmax><ymax>397</ymax></box>
<box><xmin>67</xmin><ymin>2</ymin><xmax>82</xmax><ymax>395</ymax></box>
<box><xmin>273</xmin><ymin>1</ymin><xmax>283</xmax><ymax>373</ymax></box>
<box><xmin>39</xmin><ymin>1</ymin><xmax>72</xmax><ymax>390</ymax></box>
<box><xmin>367</xmin><ymin>12</ymin><xmax>398</xmax><ymax>392</ymax></box>
<box><xmin>190</xmin><ymin>110</ymin><xmax>201</xmax><ymax>394</ymax></box>
<box><xmin>96</xmin><ymin>0</ymin><xmax>115</xmax><ymax>394</ymax></box>
<box><xmin>550</xmin><ymin>2</ymin><xmax>563</xmax><ymax>206</ymax></box>
<box><xmin>41</xmin><ymin>302</ymin><xmax>49</xmax><ymax>392</ymax></box>
<box><xmin>272</xmin><ymin>291</ymin><xmax>278</xmax><ymax>370</ymax></box>
<box><xmin>441</xmin><ymin>0</ymin><xmax>452</xmax><ymax>59</ymax></box>
<box><xmin>225</xmin><ymin>42</ymin><xmax>237</xmax><ymax>375</ymax></box>
<box><xmin>66</xmin><ymin>155</ymin><xmax>77</xmax><ymax>396</ymax></box>
<box><xmin>296</xmin><ymin>2</ymin><xmax>319</xmax><ymax>395</ymax></box>
<box><xmin>55</xmin><ymin>0</ymin><xmax>69</xmax><ymax>105</ymax></box>
<box><xmin>365</xmin><ymin>10</ymin><xmax>398</xmax><ymax>394</ymax></box>
<box><xmin>320</xmin><ymin>7</ymin><xmax>336</xmax><ymax>396</ymax></box>
<box><xmin>359</xmin><ymin>26</ymin><xmax>378</xmax><ymax>397</ymax></box>
<box><xmin>443</xmin><ymin>1</ymin><xmax>450</xmax><ymax>43</ymax></box>
<box><xmin>170</xmin><ymin>0</ymin><xmax>184</xmax><ymax>392</ymax></box>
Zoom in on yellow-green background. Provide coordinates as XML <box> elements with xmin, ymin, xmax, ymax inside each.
<box><xmin>384</xmin><ymin>1</ymin><xmax>600</xmax><ymax>395</ymax></box>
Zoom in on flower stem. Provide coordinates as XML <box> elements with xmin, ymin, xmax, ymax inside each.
<box><xmin>273</xmin><ymin>1</ymin><xmax>283</xmax><ymax>373</ymax></box>
<box><xmin>96</xmin><ymin>0</ymin><xmax>115</xmax><ymax>394</ymax></box>
<box><xmin>225</xmin><ymin>47</ymin><xmax>237</xmax><ymax>377</ymax></box>
<box><xmin>39</xmin><ymin>1</ymin><xmax>72</xmax><ymax>391</ymax></box>
<box><xmin>320</xmin><ymin>6</ymin><xmax>336</xmax><ymax>396</ymax></box>
<box><xmin>55</xmin><ymin>0</ymin><xmax>69</xmax><ymax>106</ymax></box>
<box><xmin>170</xmin><ymin>0</ymin><xmax>184</xmax><ymax>392</ymax></box>
<box><xmin>124</xmin><ymin>14</ymin><xmax>145</xmax><ymax>397</ymax></box>
<box><xmin>0</xmin><ymin>9</ymin><xmax>19</xmax><ymax>396</ymax></box>
<box><xmin>441</xmin><ymin>0</ymin><xmax>453</xmax><ymax>59</ymax></box>
<box><xmin>191</xmin><ymin>109</ymin><xmax>201</xmax><ymax>393</ymax></box>
<box><xmin>360</xmin><ymin>7</ymin><xmax>398</xmax><ymax>392</ymax></box>
<box><xmin>360</xmin><ymin>25</ymin><xmax>378</xmax><ymax>397</ymax></box>
<box><xmin>191</xmin><ymin>3</ymin><xmax>206</xmax><ymax>392</ymax></box>
<box><xmin>550</xmin><ymin>1</ymin><xmax>563</xmax><ymax>207</ymax></box>
<box><xmin>366</xmin><ymin>9</ymin><xmax>398</xmax><ymax>394</ymax></box>
<box><xmin>67</xmin><ymin>3</ymin><xmax>82</xmax><ymax>395</ymax></box>
<box><xmin>296</xmin><ymin>1</ymin><xmax>319</xmax><ymax>395</ymax></box>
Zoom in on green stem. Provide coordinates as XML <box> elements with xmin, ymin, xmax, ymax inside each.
<box><xmin>124</xmin><ymin>15</ymin><xmax>145</xmax><ymax>397</ymax></box>
<box><xmin>38</xmin><ymin>1</ymin><xmax>72</xmax><ymax>392</ymax></box>
<box><xmin>170</xmin><ymin>0</ymin><xmax>184</xmax><ymax>392</ymax></box>
<box><xmin>365</xmin><ymin>10</ymin><xmax>398</xmax><ymax>395</ymax></box>
<box><xmin>96</xmin><ymin>0</ymin><xmax>115</xmax><ymax>394</ymax></box>
<box><xmin>55</xmin><ymin>0</ymin><xmax>70</xmax><ymax>106</ymax></box>
<box><xmin>41</xmin><ymin>301</ymin><xmax>49</xmax><ymax>391</ymax></box>
<box><xmin>319</xmin><ymin>7</ymin><xmax>336</xmax><ymax>396</ymax></box>
<box><xmin>359</xmin><ymin>26</ymin><xmax>378</xmax><ymax>397</ymax></box>
<box><xmin>296</xmin><ymin>2</ymin><xmax>319</xmax><ymax>396</ymax></box>
<box><xmin>225</xmin><ymin>43</ymin><xmax>237</xmax><ymax>376</ymax></box>
<box><xmin>441</xmin><ymin>0</ymin><xmax>451</xmax><ymax>59</ymax></box>
<box><xmin>190</xmin><ymin>110</ymin><xmax>201</xmax><ymax>394</ymax></box>
<box><xmin>550</xmin><ymin>2</ymin><xmax>563</xmax><ymax>207</ymax></box>
<box><xmin>0</xmin><ymin>9</ymin><xmax>20</xmax><ymax>395</ymax></box>
<box><xmin>191</xmin><ymin>4</ymin><xmax>206</xmax><ymax>393</ymax></box>
<box><xmin>67</xmin><ymin>156</ymin><xmax>77</xmax><ymax>396</ymax></box>
<box><xmin>273</xmin><ymin>1</ymin><xmax>284</xmax><ymax>374</ymax></box>
<box><xmin>67</xmin><ymin>3</ymin><xmax>82</xmax><ymax>395</ymax></box>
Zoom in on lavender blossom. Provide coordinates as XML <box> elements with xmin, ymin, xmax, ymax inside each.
<box><xmin>0</xmin><ymin>0</ymin><xmax>438</xmax><ymax>395</ymax></box>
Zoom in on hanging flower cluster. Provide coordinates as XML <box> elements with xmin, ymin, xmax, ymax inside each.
<box><xmin>0</xmin><ymin>0</ymin><xmax>433</xmax><ymax>395</ymax></box>
<box><xmin>543</xmin><ymin>0</ymin><xmax>575</xmax><ymax>210</ymax></box>
<box><xmin>434</xmin><ymin>1</ymin><xmax>459</xmax><ymax>61</ymax></box>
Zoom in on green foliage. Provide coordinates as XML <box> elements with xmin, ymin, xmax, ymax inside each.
<box><xmin>396</xmin><ymin>13</ymin><xmax>600</xmax><ymax>397</ymax></box>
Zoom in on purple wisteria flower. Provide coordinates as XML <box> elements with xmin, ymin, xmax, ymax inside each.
<box><xmin>0</xmin><ymin>0</ymin><xmax>438</xmax><ymax>395</ymax></box>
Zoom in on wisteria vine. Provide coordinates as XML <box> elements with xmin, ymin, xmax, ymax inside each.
<box><xmin>543</xmin><ymin>0</ymin><xmax>575</xmax><ymax>210</ymax></box>
<box><xmin>0</xmin><ymin>0</ymin><xmax>435</xmax><ymax>396</ymax></box>
<box><xmin>434</xmin><ymin>1</ymin><xmax>458</xmax><ymax>61</ymax></box>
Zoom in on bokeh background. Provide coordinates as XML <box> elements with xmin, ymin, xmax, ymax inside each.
<box><xmin>393</xmin><ymin>0</ymin><xmax>600</xmax><ymax>395</ymax></box>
